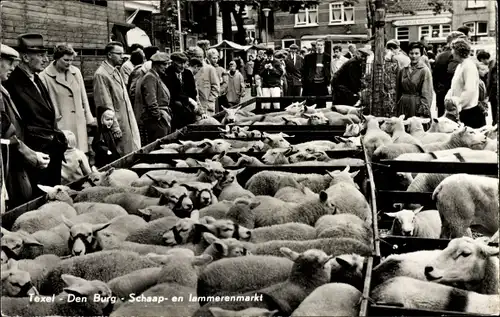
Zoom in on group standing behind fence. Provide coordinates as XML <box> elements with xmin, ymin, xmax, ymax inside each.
<box><xmin>0</xmin><ymin>25</ymin><xmax>498</xmax><ymax>210</ymax></box>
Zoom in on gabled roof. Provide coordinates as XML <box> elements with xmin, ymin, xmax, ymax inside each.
<box><xmin>387</xmin><ymin>0</ymin><xmax>452</xmax><ymax>13</ymax></box>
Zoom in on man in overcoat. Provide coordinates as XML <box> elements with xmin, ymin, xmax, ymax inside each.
<box><xmin>285</xmin><ymin>44</ymin><xmax>303</xmax><ymax>97</ymax></box>
<box><xmin>301</xmin><ymin>39</ymin><xmax>331</xmax><ymax>108</ymax></box>
<box><xmin>4</xmin><ymin>34</ymin><xmax>65</xmax><ymax>193</ymax></box>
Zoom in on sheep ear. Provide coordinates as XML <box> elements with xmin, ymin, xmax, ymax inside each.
<box><xmin>343</xmin><ymin>165</ymin><xmax>350</xmax><ymax>173</ymax></box>
<box><xmin>192</xmin><ymin>254</ymin><xmax>213</xmax><ymax>266</ymax></box>
<box><xmin>385</xmin><ymin>212</ymin><xmax>398</xmax><ymax>218</ymax></box>
<box><xmin>208</xmin><ymin>307</ymin><xmax>233</xmax><ymax>317</ymax></box>
<box><xmin>349</xmin><ymin>170</ymin><xmax>360</xmax><ymax>179</ymax></box>
<box><xmin>92</xmin><ymin>222</ymin><xmax>111</xmax><ymax>233</ymax></box>
<box><xmin>37</xmin><ymin>184</ymin><xmax>55</xmax><ymax>194</ymax></box>
<box><xmin>413</xmin><ymin>206</ymin><xmax>424</xmax><ymax>215</ymax></box>
<box><xmin>481</xmin><ymin>245</ymin><xmax>499</xmax><ymax>257</ymax></box>
<box><xmin>280</xmin><ymin>247</ymin><xmax>300</xmax><ymax>261</ymax></box>
<box><xmin>91</xmin><ymin>166</ymin><xmax>98</xmax><ymax>173</ymax></box>
<box><xmin>104</xmin><ymin>168</ymin><xmax>115</xmax><ymax>177</ymax></box>
<box><xmin>249</xmin><ymin>201</ymin><xmax>261</xmax><ymax>209</ymax></box>
<box><xmin>235</xmin><ymin>168</ymin><xmax>245</xmax><ymax>175</ymax></box>
<box><xmin>137</xmin><ymin>208</ymin><xmax>152</xmax><ymax>219</ymax></box>
<box><xmin>319</xmin><ymin>191</ymin><xmax>328</xmax><ymax>202</ymax></box>
<box><xmin>146</xmin><ymin>174</ymin><xmax>162</xmax><ymax>186</ymax></box>
<box><xmin>61</xmin><ymin>274</ymin><xmax>88</xmax><ymax>287</ymax></box>
<box><xmin>152</xmin><ymin>186</ymin><xmax>169</xmax><ymax>194</ymax></box>
<box><xmin>180</xmin><ymin>184</ymin><xmax>198</xmax><ymax>192</ymax></box>
<box><xmin>432</xmin><ymin>118</ymin><xmax>439</xmax><ymax>123</ymax></box>
<box><xmin>202</xmin><ymin>232</ymin><xmax>218</xmax><ymax>244</ymax></box>
<box><xmin>280</xmin><ymin>132</ymin><xmax>290</xmax><ymax>138</ymax></box>
<box><xmin>213</xmin><ymin>241</ymin><xmax>229</xmax><ymax>256</ymax></box>
<box><xmin>398</xmin><ymin>115</ymin><xmax>405</xmax><ymax>121</ymax></box>
<box><xmin>393</xmin><ymin>203</ymin><xmax>404</xmax><ymax>211</ymax></box>
<box><xmin>335</xmin><ymin>255</ymin><xmax>354</xmax><ymax>268</ymax></box>
<box><xmin>200</xmin><ymin>216</ymin><xmax>216</xmax><ymax>224</ymax></box>
<box><xmin>61</xmin><ymin>215</ymin><xmax>75</xmax><ymax>229</ymax></box>
<box><xmin>221</xmin><ymin>106</ymin><xmax>228</xmax><ymax>111</ymax></box>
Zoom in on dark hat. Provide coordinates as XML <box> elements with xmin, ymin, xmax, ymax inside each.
<box><xmin>265</xmin><ymin>48</ymin><xmax>274</xmax><ymax>56</ymax></box>
<box><xmin>170</xmin><ymin>52</ymin><xmax>188</xmax><ymax>63</ymax></box>
<box><xmin>289</xmin><ymin>44</ymin><xmax>299</xmax><ymax>50</ymax></box>
<box><xmin>150</xmin><ymin>52</ymin><xmax>170</xmax><ymax>63</ymax></box>
<box><xmin>17</xmin><ymin>33</ymin><xmax>47</xmax><ymax>53</ymax></box>
<box><xmin>0</xmin><ymin>44</ymin><xmax>20</xmax><ymax>60</ymax></box>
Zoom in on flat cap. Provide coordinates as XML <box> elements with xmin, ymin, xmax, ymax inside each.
<box><xmin>289</xmin><ymin>44</ymin><xmax>299</xmax><ymax>50</ymax></box>
<box><xmin>170</xmin><ymin>52</ymin><xmax>188</xmax><ymax>63</ymax></box>
<box><xmin>0</xmin><ymin>44</ymin><xmax>20</xmax><ymax>60</ymax></box>
<box><xmin>150</xmin><ymin>52</ymin><xmax>170</xmax><ymax>63</ymax></box>
<box><xmin>386</xmin><ymin>39</ymin><xmax>400</xmax><ymax>47</ymax></box>
<box><xmin>17</xmin><ymin>33</ymin><xmax>47</xmax><ymax>52</ymax></box>
<box><xmin>358</xmin><ymin>47</ymin><xmax>372</xmax><ymax>56</ymax></box>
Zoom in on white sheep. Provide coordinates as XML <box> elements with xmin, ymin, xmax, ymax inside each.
<box><xmin>245</xmin><ymin>170</ymin><xmax>332</xmax><ymax>196</ymax></box>
<box><xmin>212</xmin><ymin>151</ymin><xmax>236</xmax><ymax>167</ymax></box>
<box><xmin>221</xmin><ymin>105</ymin><xmax>244</xmax><ymax>124</ymax></box>
<box><xmin>274</xmin><ymin>182</ymin><xmax>317</xmax><ymax>203</ymax></box>
<box><xmin>361</xmin><ymin>115</ymin><xmax>393</xmax><ymax>161</ymax></box>
<box><xmin>1</xmin><ymin>258</ymin><xmax>38</xmax><ymax>297</ymax></box>
<box><xmin>292</xmin><ymin>140</ymin><xmax>340</xmax><ymax>152</ymax></box>
<box><xmin>261</xmin><ymin>147</ymin><xmax>293</xmax><ymax>164</ymax></box>
<box><xmin>395</xmin><ymin>147</ymin><xmax>475</xmax><ymax>162</ymax></box>
<box><xmin>1</xmin><ymin>228</ymin><xmax>44</xmax><ymax>263</ymax></box>
<box><xmin>216</xmin><ymin>168</ymin><xmax>255</xmax><ymax>201</ymax></box>
<box><xmin>380</xmin><ymin>115</ymin><xmax>422</xmax><ymax>146</ymax></box>
<box><xmin>198</xmin><ymin>200</ymin><xmax>235</xmax><ymax>219</ymax></box>
<box><xmin>405</xmin><ymin>117</ymin><xmax>451</xmax><ymax>144</ymax></box>
<box><xmin>291</xmin><ymin>283</ymin><xmax>362</xmax><ymax>316</ymax></box>
<box><xmin>202</xmin><ymin>232</ymin><xmax>252</xmax><ymax>261</ymax></box>
<box><xmin>433</xmin><ymin>174</ymin><xmax>498</xmax><ymax>238</ymax></box>
<box><xmin>16</xmin><ymin>254</ymin><xmax>61</xmax><ymax>290</ymax></box>
<box><xmin>371</xmin><ymin>276</ymin><xmax>499</xmax><ymax>315</ymax></box>
<box><xmin>250</xmin><ymin>223</ymin><xmax>317</xmax><ymax>243</ymax></box>
<box><xmin>125</xmin><ymin>216</ymin><xmax>180</xmax><ymax>245</ymax></box>
<box><xmin>422</xmin><ymin>126</ymin><xmax>488</xmax><ymax>152</ymax></box>
<box><xmin>314</xmin><ymin>214</ymin><xmax>372</xmax><ymax>246</ymax></box>
<box><xmin>85</xmin><ymin>166</ymin><xmax>139</xmax><ymax>187</ymax></box>
<box><xmin>424</xmin><ymin>237</ymin><xmax>499</xmax><ymax>295</ymax></box>
<box><xmin>282</xmin><ymin>116</ymin><xmax>309</xmax><ymax>125</ymax></box>
<box><xmin>372</xmin><ymin>143</ymin><xmax>426</xmax><ymax>161</ymax></box>
<box><xmin>262</xmin><ymin>132</ymin><xmax>292</xmax><ymax>149</ymax></box>
<box><xmin>385</xmin><ymin>207</ymin><xmax>441</xmax><ymax>238</ymax></box>
<box><xmin>180</xmin><ymin>181</ymin><xmax>218</xmax><ymax>210</ymax></box>
<box><xmin>427</xmin><ymin>117</ymin><xmax>461</xmax><ymax>133</ymax></box>
<box><xmin>332</xmin><ymin>104</ymin><xmax>364</xmax><ymax>116</ymax></box>
<box><xmin>234</xmin><ymin>153</ymin><xmax>266</xmax><ymax>167</ymax></box>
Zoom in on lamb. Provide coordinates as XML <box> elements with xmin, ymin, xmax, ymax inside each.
<box><xmin>16</xmin><ymin>254</ymin><xmax>61</xmax><ymax>290</ymax></box>
<box><xmin>1</xmin><ymin>259</ymin><xmax>38</xmax><ymax>297</ymax></box>
<box><xmin>245</xmin><ymin>170</ymin><xmax>332</xmax><ymax>196</ymax></box>
<box><xmin>262</xmin><ymin>132</ymin><xmax>292</xmax><ymax>149</ymax></box>
<box><xmin>427</xmin><ymin>116</ymin><xmax>461</xmax><ymax>133</ymax></box>
<box><xmin>125</xmin><ymin>216</ymin><xmax>180</xmax><ymax>245</ymax></box>
<box><xmin>139</xmin><ymin>205</ymin><xmax>177</xmax><ymax>221</ymax></box>
<box><xmin>425</xmin><ymin>237</ymin><xmax>499</xmax><ymax>295</ymax></box>
<box><xmin>221</xmin><ymin>105</ymin><xmax>244</xmax><ymax>124</ymax></box>
<box><xmin>215</xmin><ymin>168</ymin><xmax>254</xmax><ymax>201</ymax></box>
<box><xmin>332</xmin><ymin>104</ymin><xmax>364</xmax><ymax>116</ymax></box>
<box><xmin>302</xmin><ymin>112</ymin><xmax>330</xmax><ymax>125</ymax></box>
<box><xmin>405</xmin><ymin>117</ymin><xmax>451</xmax><ymax>144</ymax></box>
<box><xmin>282</xmin><ymin>116</ymin><xmax>308</xmax><ymax>125</ymax></box>
<box><xmin>433</xmin><ymin>174</ymin><xmax>499</xmax><ymax>238</ymax></box>
<box><xmin>274</xmin><ymin>182</ymin><xmax>318</xmax><ymax>203</ymax></box>
<box><xmin>324</xmin><ymin>167</ymin><xmax>371</xmax><ymax>222</ymax></box>
<box><xmin>361</xmin><ymin>115</ymin><xmax>392</xmax><ymax>161</ymax></box>
<box><xmin>1</xmin><ymin>228</ymin><xmax>44</xmax><ymax>262</ymax></box>
<box><xmin>291</xmin><ymin>283</ymin><xmax>362</xmax><ymax>316</ymax></box>
<box><xmin>85</xmin><ymin>166</ymin><xmax>139</xmax><ymax>187</ymax></box>
<box><xmin>385</xmin><ymin>207</ymin><xmax>441</xmax><ymax>238</ymax></box>
<box><xmin>39</xmin><ymin>250</ymin><xmax>159</xmax><ymax>295</ymax></box>
<box><xmin>202</xmin><ymin>233</ymin><xmax>252</xmax><ymax>261</ymax></box>
<box><xmin>371</xmin><ymin>276</ymin><xmax>499</xmax><ymax>315</ymax></box>
<box><xmin>315</xmin><ymin>214</ymin><xmax>372</xmax><ymax>246</ymax></box>
<box><xmin>422</xmin><ymin>126</ymin><xmax>488</xmax><ymax>152</ymax></box>
<box><xmin>261</xmin><ymin>147</ymin><xmax>293</xmax><ymax>164</ymax></box>
<box><xmin>241</xmin><ymin>238</ymin><xmax>371</xmax><ymax>258</ymax></box>
<box><xmin>72</xmin><ymin>202</ymin><xmax>129</xmax><ymax>217</ymax></box>
<box><xmin>198</xmin><ymin>200</ymin><xmax>235</xmax><ymax>219</ymax></box>
<box><xmin>380</xmin><ymin>115</ymin><xmax>422</xmax><ymax>146</ymax></box>
<box><xmin>181</xmin><ymin>181</ymin><xmax>218</xmax><ymax>210</ymax></box>
<box><xmin>184</xmin><ymin>139</ymin><xmax>232</xmax><ymax>154</ymax></box>
<box><xmin>234</xmin><ymin>153</ymin><xmax>266</xmax><ymax>167</ymax></box>
<box><xmin>394</xmin><ymin>147</ymin><xmax>475</xmax><ymax>162</ymax></box>
<box><xmin>212</xmin><ymin>151</ymin><xmax>236</xmax><ymax>167</ymax></box>
<box><xmin>292</xmin><ymin>140</ymin><xmax>340</xmax><ymax>152</ymax></box>
<box><xmin>2</xmin><ymin>274</ymin><xmax>116</xmax><ymax>316</ymax></box>
<box><xmin>208</xmin><ymin>307</ymin><xmax>278</xmax><ymax>317</ymax></box>
<box><xmin>192</xmin><ymin>247</ymin><xmax>336</xmax><ymax>316</ymax></box>
<box><xmin>73</xmin><ymin>183</ymin><xmax>168</xmax><ymax>203</ymax></box>
<box><xmin>250</xmin><ymin>223</ymin><xmax>317</xmax><ymax>243</ymax></box>
<box><xmin>372</xmin><ymin>143</ymin><xmax>426</xmax><ymax>161</ymax></box>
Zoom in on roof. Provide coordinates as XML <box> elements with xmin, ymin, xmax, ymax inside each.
<box><xmin>387</xmin><ymin>0</ymin><xmax>452</xmax><ymax>13</ymax></box>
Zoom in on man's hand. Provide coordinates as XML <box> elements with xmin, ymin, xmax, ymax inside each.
<box><xmin>87</xmin><ymin>118</ymin><xmax>98</xmax><ymax>127</ymax></box>
<box><xmin>112</xmin><ymin>129</ymin><xmax>123</xmax><ymax>139</ymax></box>
<box><xmin>188</xmin><ymin>98</ymin><xmax>198</xmax><ymax>109</ymax></box>
<box><xmin>35</xmin><ymin>152</ymin><xmax>51</xmax><ymax>169</ymax></box>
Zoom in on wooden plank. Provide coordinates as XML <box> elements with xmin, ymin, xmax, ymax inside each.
<box><xmin>2</xmin><ymin>1</ymin><xmax>26</xmax><ymax>10</ymax></box>
<box><xmin>378</xmin><ymin>160</ymin><xmax>498</xmax><ymax>175</ymax></box>
<box><xmin>365</xmin><ymin>146</ymin><xmax>381</xmax><ymax>258</ymax></box>
<box><xmin>359</xmin><ymin>256</ymin><xmax>374</xmax><ymax>317</ymax></box>
<box><xmin>1</xmin><ymin>6</ymin><xmax>26</xmax><ymax>16</ymax></box>
<box><xmin>369</xmin><ymin>304</ymin><xmax>492</xmax><ymax>316</ymax></box>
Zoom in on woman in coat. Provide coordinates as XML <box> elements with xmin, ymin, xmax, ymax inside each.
<box><xmin>396</xmin><ymin>42</ymin><xmax>433</xmax><ymax>118</ymax></box>
<box><xmin>39</xmin><ymin>44</ymin><xmax>95</xmax><ymax>153</ymax></box>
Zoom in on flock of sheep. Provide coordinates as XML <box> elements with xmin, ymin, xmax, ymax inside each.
<box><xmin>1</xmin><ymin>101</ymin><xmax>499</xmax><ymax>317</ymax></box>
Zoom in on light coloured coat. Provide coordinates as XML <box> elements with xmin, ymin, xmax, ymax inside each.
<box><xmin>93</xmin><ymin>61</ymin><xmax>141</xmax><ymax>155</ymax></box>
<box><xmin>226</xmin><ymin>70</ymin><xmax>245</xmax><ymax>105</ymax></box>
<box><xmin>195</xmin><ymin>61</ymin><xmax>220</xmax><ymax>115</ymax></box>
<box><xmin>39</xmin><ymin>63</ymin><xmax>94</xmax><ymax>152</ymax></box>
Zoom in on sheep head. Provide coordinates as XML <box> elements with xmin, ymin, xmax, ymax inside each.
<box><xmin>385</xmin><ymin>206</ymin><xmax>424</xmax><ymax>236</ymax></box>
<box><xmin>429</xmin><ymin>117</ymin><xmax>460</xmax><ymax>133</ymax></box>
<box><xmin>262</xmin><ymin>132</ymin><xmax>291</xmax><ymax>148</ymax></box>
<box><xmin>155</xmin><ymin>185</ymin><xmax>194</xmax><ymax>215</ymax></box>
<box><xmin>61</xmin><ymin>274</ymin><xmax>115</xmax><ymax>314</ymax></box>
<box><xmin>280</xmin><ymin>247</ymin><xmax>335</xmax><ymax>285</ymax></box>
<box><xmin>261</xmin><ymin>147</ymin><xmax>293</xmax><ymax>165</ymax></box>
<box><xmin>1</xmin><ymin>230</ymin><xmax>43</xmax><ymax>263</ymax></box>
<box><xmin>343</xmin><ymin>123</ymin><xmax>362</xmax><ymax>137</ymax></box>
<box><xmin>62</xmin><ymin>216</ymin><xmax>111</xmax><ymax>256</ymax></box>
<box><xmin>326</xmin><ymin>166</ymin><xmax>360</xmax><ymax>187</ymax></box>
<box><xmin>453</xmin><ymin>126</ymin><xmax>488</xmax><ymax>150</ymax></box>
<box><xmin>216</xmin><ymin>168</ymin><xmax>245</xmax><ymax>189</ymax></box>
<box><xmin>303</xmin><ymin>112</ymin><xmax>329</xmax><ymax>125</ymax></box>
<box><xmin>1</xmin><ymin>258</ymin><xmax>39</xmax><ymax>297</ymax></box>
<box><xmin>222</xmin><ymin>105</ymin><xmax>242</xmax><ymax>124</ymax></box>
<box><xmin>37</xmin><ymin>184</ymin><xmax>77</xmax><ymax>205</ymax></box>
<box><xmin>202</xmin><ymin>232</ymin><xmax>251</xmax><ymax>260</ymax></box>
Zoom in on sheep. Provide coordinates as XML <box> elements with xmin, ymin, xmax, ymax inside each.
<box><xmin>85</xmin><ymin>166</ymin><xmax>139</xmax><ymax>187</ymax></box>
<box><xmin>302</xmin><ymin>112</ymin><xmax>330</xmax><ymax>125</ymax></box>
<box><xmin>343</xmin><ymin>122</ymin><xmax>361</xmax><ymax>137</ymax></box>
<box><xmin>427</xmin><ymin>116</ymin><xmax>461</xmax><ymax>133</ymax></box>
<box><xmin>433</xmin><ymin>174</ymin><xmax>499</xmax><ymax>238</ymax></box>
<box><xmin>274</xmin><ymin>182</ymin><xmax>318</xmax><ymax>203</ymax></box>
<box><xmin>72</xmin><ymin>202</ymin><xmax>129</xmax><ymax>217</ymax></box>
<box><xmin>39</xmin><ymin>250</ymin><xmax>158</xmax><ymax>295</ymax></box>
<box><xmin>181</xmin><ymin>181</ymin><xmax>218</xmax><ymax>210</ymax></box>
<box><xmin>371</xmin><ymin>276</ymin><xmax>499</xmax><ymax>315</ymax></box>
<box><xmin>315</xmin><ymin>214</ymin><xmax>372</xmax><ymax>245</ymax></box>
<box><xmin>422</xmin><ymin>126</ymin><xmax>488</xmax><ymax>152</ymax></box>
<box><xmin>16</xmin><ymin>254</ymin><xmax>61</xmax><ymax>290</ymax></box>
<box><xmin>323</xmin><ymin>110</ymin><xmax>357</xmax><ymax>126</ymax></box>
<box><xmin>228</xmin><ymin>191</ymin><xmax>337</xmax><ymax>228</ymax></box>
<box><xmin>380</xmin><ymin>115</ymin><xmax>423</xmax><ymax>146</ymax></box>
<box><xmin>1</xmin><ymin>228</ymin><xmax>44</xmax><ymax>262</ymax></box>
<box><xmin>245</xmin><ymin>170</ymin><xmax>332</xmax><ymax>196</ymax></box>
<box><xmin>212</xmin><ymin>151</ymin><xmax>236</xmax><ymax>167</ymax></box>
<box><xmin>241</xmin><ymin>238</ymin><xmax>371</xmax><ymax>258</ymax></box>
<box><xmin>199</xmin><ymin>200</ymin><xmax>235</xmax><ymax>219</ymax></box>
<box><xmin>283</xmin><ymin>100</ymin><xmax>307</xmax><ymax>114</ymax></box>
<box><xmin>283</xmin><ymin>116</ymin><xmax>309</xmax><ymax>125</ymax></box>
<box><xmin>125</xmin><ymin>216</ymin><xmax>180</xmax><ymax>245</ymax></box>
<box><xmin>193</xmin><ymin>247</ymin><xmax>336</xmax><ymax>316</ymax></box>
<box><xmin>2</xmin><ymin>274</ymin><xmax>116</xmax><ymax>316</ymax></box>
<box><xmin>333</xmin><ymin>136</ymin><xmax>362</xmax><ymax>149</ymax></box>
<box><xmin>332</xmin><ymin>104</ymin><xmax>364</xmax><ymax>116</ymax></box>
<box><xmin>1</xmin><ymin>259</ymin><xmax>38</xmax><ymax>297</ymax></box>
<box><xmin>139</xmin><ymin>205</ymin><xmax>177</xmax><ymax>221</ymax></box>
<box><xmin>197</xmin><ymin>116</ymin><xmax>222</xmax><ymax>125</ymax></box>
<box><xmin>250</xmin><ymin>223</ymin><xmax>317</xmax><ymax>243</ymax></box>
<box><xmin>425</xmin><ymin>237</ymin><xmax>499</xmax><ymax>295</ymax></box>
<box><xmin>329</xmin><ymin>253</ymin><xmax>367</xmax><ymax>292</ymax></box>
<box><xmin>234</xmin><ymin>153</ymin><xmax>266</xmax><ymax>167</ymax></box>
<box><xmin>372</xmin><ymin>143</ymin><xmax>426</xmax><ymax>161</ymax></box>
<box><xmin>292</xmin><ymin>140</ymin><xmax>340</xmax><ymax>152</ymax></box>
<box><xmin>291</xmin><ymin>283</ymin><xmax>362</xmax><ymax>316</ymax></box>
<box><xmin>215</xmin><ymin>168</ymin><xmax>255</xmax><ymax>202</ymax></box>
<box><xmin>371</xmin><ymin>249</ymin><xmax>442</xmax><ymax>288</ymax></box>
<box><xmin>73</xmin><ymin>182</ymin><xmax>171</xmax><ymax>203</ymax></box>
<box><xmin>223</xmin><ymin>198</ymin><xmax>262</xmax><ymax>228</ymax></box>
<box><xmin>394</xmin><ymin>147</ymin><xmax>475</xmax><ymax>162</ymax></box>
<box><xmin>202</xmin><ymin>233</ymin><xmax>252</xmax><ymax>261</ymax></box>
<box><xmin>361</xmin><ymin>115</ymin><xmax>393</xmax><ymax>161</ymax></box>
<box><xmin>261</xmin><ymin>147</ymin><xmax>293</xmax><ymax>165</ymax></box>
<box><xmin>182</xmin><ymin>139</ymin><xmax>232</xmax><ymax>154</ymax></box>
<box><xmin>405</xmin><ymin>117</ymin><xmax>451</xmax><ymax>144</ymax></box>
<box><xmin>221</xmin><ymin>105</ymin><xmax>244</xmax><ymax>124</ymax></box>
<box><xmin>208</xmin><ymin>307</ymin><xmax>279</xmax><ymax>317</ymax></box>
<box><xmin>324</xmin><ymin>167</ymin><xmax>371</xmax><ymax>222</ymax></box>
<box><xmin>385</xmin><ymin>207</ymin><xmax>441</xmax><ymax>238</ymax></box>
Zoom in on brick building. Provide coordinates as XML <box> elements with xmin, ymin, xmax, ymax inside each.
<box><xmin>452</xmin><ymin>0</ymin><xmax>496</xmax><ymax>42</ymax></box>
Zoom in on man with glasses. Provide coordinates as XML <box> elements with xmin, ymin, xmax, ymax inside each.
<box><xmin>4</xmin><ymin>33</ymin><xmax>66</xmax><ymax>194</ymax></box>
<box><xmin>93</xmin><ymin>41</ymin><xmax>141</xmax><ymax>155</ymax></box>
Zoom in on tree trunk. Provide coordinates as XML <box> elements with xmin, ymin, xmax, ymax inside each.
<box><xmin>370</xmin><ymin>0</ymin><xmax>386</xmax><ymax>116</ymax></box>
<box><xmin>232</xmin><ymin>5</ymin><xmax>246</xmax><ymax>45</ymax></box>
<box><xmin>220</xmin><ymin>2</ymin><xmax>233</xmax><ymax>42</ymax></box>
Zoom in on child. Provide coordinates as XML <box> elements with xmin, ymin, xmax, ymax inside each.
<box><xmin>61</xmin><ymin>130</ymin><xmax>92</xmax><ymax>184</ymax></box>
<box><xmin>92</xmin><ymin>108</ymin><xmax>120</xmax><ymax>168</ymax></box>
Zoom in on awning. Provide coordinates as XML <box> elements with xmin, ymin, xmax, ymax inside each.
<box><xmin>210</xmin><ymin>40</ymin><xmax>251</xmax><ymax>51</ymax></box>
<box><xmin>301</xmin><ymin>34</ymin><xmax>369</xmax><ymax>41</ymax></box>
<box><xmin>126</xmin><ymin>27</ymin><xmax>152</xmax><ymax>47</ymax></box>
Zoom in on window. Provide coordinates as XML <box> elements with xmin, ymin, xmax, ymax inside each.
<box><xmin>282</xmin><ymin>39</ymin><xmax>296</xmax><ymax>48</ymax></box>
<box><xmin>295</xmin><ymin>5</ymin><xmax>318</xmax><ymax>27</ymax></box>
<box><xmin>395</xmin><ymin>27</ymin><xmax>409</xmax><ymax>42</ymax></box>
<box><xmin>464</xmin><ymin>21</ymin><xmax>489</xmax><ymax>36</ymax></box>
<box><xmin>419</xmin><ymin>24</ymin><xmax>451</xmax><ymax>39</ymax></box>
<box><xmin>79</xmin><ymin>0</ymin><xmax>107</xmax><ymax>6</ymax></box>
<box><xmin>467</xmin><ymin>0</ymin><xmax>487</xmax><ymax>9</ymax></box>
<box><xmin>329</xmin><ymin>2</ymin><xmax>355</xmax><ymax>25</ymax></box>
<box><xmin>236</xmin><ymin>4</ymin><xmax>251</xmax><ymax>18</ymax></box>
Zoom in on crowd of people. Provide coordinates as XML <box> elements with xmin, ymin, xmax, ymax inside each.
<box><xmin>0</xmin><ymin>26</ymin><xmax>497</xmax><ymax>210</ymax></box>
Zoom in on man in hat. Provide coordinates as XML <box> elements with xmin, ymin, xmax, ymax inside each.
<box><xmin>331</xmin><ymin>47</ymin><xmax>370</xmax><ymax>106</ymax></box>
<box><xmin>285</xmin><ymin>44</ymin><xmax>303</xmax><ymax>97</ymax></box>
<box><xmin>4</xmin><ymin>33</ymin><xmax>66</xmax><ymax>192</ymax></box>
<box><xmin>1</xmin><ymin>44</ymin><xmax>51</xmax><ymax>208</ymax></box>
<box><xmin>163</xmin><ymin>52</ymin><xmax>198</xmax><ymax>131</ymax></box>
<box><xmin>93</xmin><ymin>41</ymin><xmax>141</xmax><ymax>154</ymax></box>
<box><xmin>188</xmin><ymin>46</ymin><xmax>219</xmax><ymax>117</ymax></box>
<box><xmin>386</xmin><ymin>39</ymin><xmax>410</xmax><ymax>69</ymax></box>
<box><xmin>135</xmin><ymin>52</ymin><xmax>172</xmax><ymax>144</ymax></box>
<box><xmin>301</xmin><ymin>38</ymin><xmax>331</xmax><ymax>108</ymax></box>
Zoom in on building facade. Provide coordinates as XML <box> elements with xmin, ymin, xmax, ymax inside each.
<box><xmin>452</xmin><ymin>0</ymin><xmax>496</xmax><ymax>42</ymax></box>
